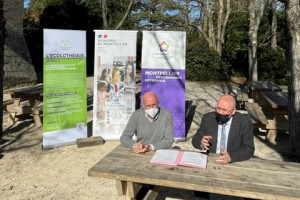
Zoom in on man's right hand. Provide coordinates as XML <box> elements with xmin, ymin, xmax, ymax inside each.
<box><xmin>133</xmin><ymin>142</ymin><xmax>150</xmax><ymax>153</ymax></box>
<box><xmin>201</xmin><ymin>135</ymin><xmax>212</xmax><ymax>150</ymax></box>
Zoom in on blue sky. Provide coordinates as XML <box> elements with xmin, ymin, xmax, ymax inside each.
<box><xmin>24</xmin><ymin>0</ymin><xmax>29</xmax><ymax>8</ymax></box>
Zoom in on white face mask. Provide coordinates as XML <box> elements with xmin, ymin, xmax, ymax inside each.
<box><xmin>145</xmin><ymin>107</ymin><xmax>159</xmax><ymax>118</ymax></box>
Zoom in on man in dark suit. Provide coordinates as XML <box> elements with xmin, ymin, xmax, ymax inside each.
<box><xmin>192</xmin><ymin>94</ymin><xmax>254</xmax><ymax>164</ymax></box>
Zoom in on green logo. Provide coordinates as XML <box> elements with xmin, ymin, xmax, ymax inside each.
<box><xmin>60</xmin><ymin>39</ymin><xmax>71</xmax><ymax>50</ymax></box>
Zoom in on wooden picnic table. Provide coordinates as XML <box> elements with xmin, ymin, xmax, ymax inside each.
<box><xmin>248</xmin><ymin>81</ymin><xmax>282</xmax><ymax>102</ymax></box>
<box><xmin>88</xmin><ymin>145</ymin><xmax>300</xmax><ymax>200</ymax></box>
<box><xmin>261</xmin><ymin>91</ymin><xmax>288</xmax><ymax>143</ymax></box>
<box><xmin>4</xmin><ymin>84</ymin><xmax>43</xmax><ymax>127</ymax></box>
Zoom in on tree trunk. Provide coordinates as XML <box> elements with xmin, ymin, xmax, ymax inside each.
<box><xmin>286</xmin><ymin>0</ymin><xmax>300</xmax><ymax>158</ymax></box>
<box><xmin>3</xmin><ymin>0</ymin><xmax>36</xmax><ymax>88</ymax></box>
<box><xmin>0</xmin><ymin>0</ymin><xmax>5</xmax><ymax>135</ymax></box>
<box><xmin>216</xmin><ymin>0</ymin><xmax>224</xmax><ymax>55</ymax></box>
<box><xmin>198</xmin><ymin>0</ymin><xmax>230</xmax><ymax>55</ymax></box>
<box><xmin>101</xmin><ymin>0</ymin><xmax>109</xmax><ymax>29</ymax></box>
<box><xmin>271</xmin><ymin>0</ymin><xmax>277</xmax><ymax>49</ymax></box>
<box><xmin>248</xmin><ymin>1</ymin><xmax>258</xmax><ymax>81</ymax></box>
<box><xmin>208</xmin><ymin>13</ymin><xmax>215</xmax><ymax>49</ymax></box>
<box><xmin>220</xmin><ymin>0</ymin><xmax>231</xmax><ymax>55</ymax></box>
<box><xmin>248</xmin><ymin>0</ymin><xmax>268</xmax><ymax>81</ymax></box>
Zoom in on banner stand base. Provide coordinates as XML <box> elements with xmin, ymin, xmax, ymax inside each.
<box><xmin>174</xmin><ymin>138</ymin><xmax>186</xmax><ymax>142</ymax></box>
<box><xmin>76</xmin><ymin>136</ymin><xmax>104</xmax><ymax>148</ymax></box>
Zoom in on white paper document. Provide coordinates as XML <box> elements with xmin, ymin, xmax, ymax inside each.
<box><xmin>150</xmin><ymin>149</ymin><xmax>207</xmax><ymax>169</ymax></box>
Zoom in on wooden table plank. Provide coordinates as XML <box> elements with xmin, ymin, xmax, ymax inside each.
<box><xmin>248</xmin><ymin>81</ymin><xmax>282</xmax><ymax>92</ymax></box>
<box><xmin>88</xmin><ymin>145</ymin><xmax>300</xmax><ymax>200</ymax></box>
<box><xmin>261</xmin><ymin>91</ymin><xmax>288</xmax><ymax>109</ymax></box>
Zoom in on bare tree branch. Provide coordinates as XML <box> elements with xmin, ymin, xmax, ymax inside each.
<box><xmin>115</xmin><ymin>0</ymin><xmax>134</xmax><ymax>30</ymax></box>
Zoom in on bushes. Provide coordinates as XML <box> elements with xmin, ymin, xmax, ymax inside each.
<box><xmin>223</xmin><ymin>11</ymin><xmax>249</xmax><ymax>77</ymax></box>
<box><xmin>186</xmin><ymin>39</ymin><xmax>229</xmax><ymax>81</ymax></box>
<box><xmin>258</xmin><ymin>47</ymin><xmax>287</xmax><ymax>85</ymax></box>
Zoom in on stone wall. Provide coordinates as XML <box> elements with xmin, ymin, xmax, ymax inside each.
<box><xmin>3</xmin><ymin>0</ymin><xmax>37</xmax><ymax>89</ymax></box>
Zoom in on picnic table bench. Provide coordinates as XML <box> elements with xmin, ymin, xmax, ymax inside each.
<box><xmin>244</xmin><ymin>89</ymin><xmax>288</xmax><ymax>143</ymax></box>
<box><xmin>3</xmin><ymin>84</ymin><xmax>43</xmax><ymax>127</ymax></box>
<box><xmin>89</xmin><ymin>145</ymin><xmax>300</xmax><ymax>200</ymax></box>
<box><xmin>243</xmin><ymin>81</ymin><xmax>289</xmax><ymax>143</ymax></box>
<box><xmin>236</xmin><ymin>90</ymin><xmax>249</xmax><ymax>108</ymax></box>
<box><xmin>2</xmin><ymin>95</ymin><xmax>21</xmax><ymax>125</ymax></box>
<box><xmin>260</xmin><ymin>91</ymin><xmax>288</xmax><ymax>143</ymax></box>
<box><xmin>245</xmin><ymin>102</ymin><xmax>268</xmax><ymax>127</ymax></box>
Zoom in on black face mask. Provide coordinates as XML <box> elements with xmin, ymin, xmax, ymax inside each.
<box><xmin>215</xmin><ymin>112</ymin><xmax>231</xmax><ymax>124</ymax></box>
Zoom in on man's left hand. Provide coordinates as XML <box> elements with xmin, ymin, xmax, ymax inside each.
<box><xmin>216</xmin><ymin>147</ymin><xmax>231</xmax><ymax>164</ymax></box>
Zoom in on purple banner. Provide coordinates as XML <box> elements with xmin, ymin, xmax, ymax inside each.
<box><xmin>141</xmin><ymin>68</ymin><xmax>185</xmax><ymax>139</ymax></box>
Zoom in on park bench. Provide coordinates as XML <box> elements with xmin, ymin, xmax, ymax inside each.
<box><xmin>236</xmin><ymin>90</ymin><xmax>249</xmax><ymax>109</ymax></box>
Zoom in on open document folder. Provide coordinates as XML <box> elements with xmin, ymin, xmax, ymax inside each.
<box><xmin>150</xmin><ymin>149</ymin><xmax>207</xmax><ymax>169</ymax></box>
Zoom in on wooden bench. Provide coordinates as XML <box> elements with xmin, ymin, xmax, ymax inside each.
<box><xmin>3</xmin><ymin>99</ymin><xmax>17</xmax><ymax>107</ymax></box>
<box><xmin>3</xmin><ymin>91</ymin><xmax>43</xmax><ymax>127</ymax></box>
<box><xmin>3</xmin><ymin>93</ymin><xmax>22</xmax><ymax>125</ymax></box>
<box><xmin>245</xmin><ymin>102</ymin><xmax>286</xmax><ymax>144</ymax></box>
<box><xmin>245</xmin><ymin>102</ymin><xmax>268</xmax><ymax>128</ymax></box>
<box><xmin>237</xmin><ymin>90</ymin><xmax>249</xmax><ymax>109</ymax></box>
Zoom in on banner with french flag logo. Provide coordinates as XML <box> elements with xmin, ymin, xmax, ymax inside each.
<box><xmin>141</xmin><ymin>31</ymin><xmax>186</xmax><ymax>141</ymax></box>
<box><xmin>93</xmin><ymin>30</ymin><xmax>138</xmax><ymax>140</ymax></box>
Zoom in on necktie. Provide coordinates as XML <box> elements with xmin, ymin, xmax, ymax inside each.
<box><xmin>114</xmin><ymin>85</ymin><xmax>118</xmax><ymax>92</ymax></box>
<box><xmin>220</xmin><ymin>124</ymin><xmax>227</xmax><ymax>151</ymax></box>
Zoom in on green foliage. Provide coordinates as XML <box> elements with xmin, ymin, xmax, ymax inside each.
<box><xmin>223</xmin><ymin>11</ymin><xmax>249</xmax><ymax>77</ymax></box>
<box><xmin>259</xmin><ymin>5</ymin><xmax>287</xmax><ymax>49</ymax></box>
<box><xmin>39</xmin><ymin>1</ymin><xmax>98</xmax><ymax>30</ymax></box>
<box><xmin>24</xmin><ymin>0</ymin><xmax>102</xmax><ymax>76</ymax></box>
<box><xmin>23</xmin><ymin>0</ymin><xmax>289</xmax><ymax>85</ymax></box>
<box><xmin>133</xmin><ymin>0</ymin><xmax>184</xmax><ymax>30</ymax></box>
<box><xmin>258</xmin><ymin>47</ymin><xmax>287</xmax><ymax>85</ymax></box>
<box><xmin>186</xmin><ymin>38</ymin><xmax>229</xmax><ymax>82</ymax></box>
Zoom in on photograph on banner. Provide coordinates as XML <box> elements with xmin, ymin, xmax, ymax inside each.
<box><xmin>43</xmin><ymin>29</ymin><xmax>87</xmax><ymax>149</ymax></box>
<box><xmin>95</xmin><ymin>56</ymin><xmax>136</xmax><ymax>139</ymax></box>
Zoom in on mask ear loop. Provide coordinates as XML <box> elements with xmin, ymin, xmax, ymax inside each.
<box><xmin>153</xmin><ymin>107</ymin><xmax>160</xmax><ymax>119</ymax></box>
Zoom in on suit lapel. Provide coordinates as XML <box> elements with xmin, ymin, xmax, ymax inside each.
<box><xmin>211</xmin><ymin>115</ymin><xmax>219</xmax><ymax>152</ymax></box>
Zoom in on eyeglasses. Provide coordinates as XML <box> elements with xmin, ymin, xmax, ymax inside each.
<box><xmin>216</xmin><ymin>107</ymin><xmax>234</xmax><ymax>113</ymax></box>
<box><xmin>144</xmin><ymin>103</ymin><xmax>158</xmax><ymax>109</ymax></box>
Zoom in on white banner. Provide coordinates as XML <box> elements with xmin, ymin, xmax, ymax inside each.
<box><xmin>43</xmin><ymin>29</ymin><xmax>87</xmax><ymax>149</ymax></box>
<box><xmin>92</xmin><ymin>30</ymin><xmax>138</xmax><ymax>140</ymax></box>
<box><xmin>141</xmin><ymin>31</ymin><xmax>186</xmax><ymax>141</ymax></box>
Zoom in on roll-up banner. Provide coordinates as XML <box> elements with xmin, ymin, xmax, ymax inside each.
<box><xmin>43</xmin><ymin>29</ymin><xmax>87</xmax><ymax>149</ymax></box>
<box><xmin>93</xmin><ymin>30</ymin><xmax>138</xmax><ymax>140</ymax></box>
<box><xmin>141</xmin><ymin>31</ymin><xmax>186</xmax><ymax>141</ymax></box>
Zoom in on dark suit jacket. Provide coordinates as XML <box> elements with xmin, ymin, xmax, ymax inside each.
<box><xmin>192</xmin><ymin>111</ymin><xmax>255</xmax><ymax>163</ymax></box>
